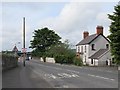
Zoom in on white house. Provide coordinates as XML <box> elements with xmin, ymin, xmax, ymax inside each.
<box><xmin>76</xmin><ymin>26</ymin><xmax>112</xmax><ymax>66</ymax></box>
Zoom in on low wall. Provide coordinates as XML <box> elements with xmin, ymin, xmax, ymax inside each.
<box><xmin>40</xmin><ymin>57</ymin><xmax>55</xmax><ymax>63</ymax></box>
<box><xmin>2</xmin><ymin>54</ymin><xmax>18</xmax><ymax>71</ymax></box>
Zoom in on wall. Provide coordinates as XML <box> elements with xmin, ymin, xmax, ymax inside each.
<box><xmin>2</xmin><ymin>54</ymin><xmax>18</xmax><ymax>71</ymax></box>
<box><xmin>40</xmin><ymin>57</ymin><xmax>55</xmax><ymax>63</ymax></box>
<box><xmin>89</xmin><ymin>35</ymin><xmax>110</xmax><ymax>58</ymax></box>
<box><xmin>98</xmin><ymin>50</ymin><xmax>111</xmax><ymax>66</ymax></box>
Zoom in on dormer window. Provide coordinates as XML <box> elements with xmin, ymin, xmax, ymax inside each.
<box><xmin>92</xmin><ymin>44</ymin><xmax>95</xmax><ymax>50</ymax></box>
<box><xmin>106</xmin><ymin>44</ymin><xmax>109</xmax><ymax>49</ymax></box>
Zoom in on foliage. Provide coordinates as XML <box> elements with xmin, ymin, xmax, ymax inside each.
<box><xmin>108</xmin><ymin>3</ymin><xmax>120</xmax><ymax>65</ymax></box>
<box><xmin>73</xmin><ymin>57</ymin><xmax>83</xmax><ymax>66</ymax></box>
<box><xmin>30</xmin><ymin>27</ymin><xmax>61</xmax><ymax>57</ymax></box>
<box><xmin>47</xmin><ymin>40</ymin><xmax>76</xmax><ymax>64</ymax></box>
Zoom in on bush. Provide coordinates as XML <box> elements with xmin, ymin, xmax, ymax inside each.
<box><xmin>73</xmin><ymin>57</ymin><xmax>83</xmax><ymax>66</ymax></box>
<box><xmin>55</xmin><ymin>55</ymin><xmax>64</xmax><ymax>64</ymax></box>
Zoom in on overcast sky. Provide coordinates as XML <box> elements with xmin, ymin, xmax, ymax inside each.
<box><xmin>1</xmin><ymin>0</ymin><xmax>119</xmax><ymax>52</ymax></box>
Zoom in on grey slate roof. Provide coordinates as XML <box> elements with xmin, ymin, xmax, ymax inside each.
<box><xmin>89</xmin><ymin>49</ymin><xmax>109</xmax><ymax>59</ymax></box>
<box><xmin>76</xmin><ymin>34</ymin><xmax>98</xmax><ymax>45</ymax></box>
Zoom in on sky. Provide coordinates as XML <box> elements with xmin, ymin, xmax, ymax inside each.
<box><xmin>1</xmin><ymin>0</ymin><xmax>119</xmax><ymax>52</ymax></box>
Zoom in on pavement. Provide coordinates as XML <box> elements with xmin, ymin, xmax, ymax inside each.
<box><xmin>2</xmin><ymin>61</ymin><xmax>52</xmax><ymax>88</ymax></box>
<box><xmin>2</xmin><ymin>58</ymin><xmax>118</xmax><ymax>88</ymax></box>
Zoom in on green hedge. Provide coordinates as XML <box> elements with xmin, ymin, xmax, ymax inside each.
<box><xmin>54</xmin><ymin>54</ymin><xmax>74</xmax><ymax>64</ymax></box>
<box><xmin>2</xmin><ymin>54</ymin><xmax>18</xmax><ymax>71</ymax></box>
<box><xmin>73</xmin><ymin>57</ymin><xmax>83</xmax><ymax>66</ymax></box>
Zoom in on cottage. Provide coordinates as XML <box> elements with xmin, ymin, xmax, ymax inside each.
<box><xmin>76</xmin><ymin>26</ymin><xmax>112</xmax><ymax>66</ymax></box>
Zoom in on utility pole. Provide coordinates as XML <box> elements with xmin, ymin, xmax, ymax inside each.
<box><xmin>23</xmin><ymin>17</ymin><xmax>26</xmax><ymax>67</ymax></box>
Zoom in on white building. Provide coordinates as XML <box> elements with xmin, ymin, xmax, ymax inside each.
<box><xmin>76</xmin><ymin>26</ymin><xmax>112</xmax><ymax>66</ymax></box>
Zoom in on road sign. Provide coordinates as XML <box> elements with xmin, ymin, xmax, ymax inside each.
<box><xmin>22</xmin><ymin>48</ymin><xmax>27</xmax><ymax>53</ymax></box>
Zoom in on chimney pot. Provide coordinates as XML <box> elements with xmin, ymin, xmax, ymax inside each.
<box><xmin>96</xmin><ymin>25</ymin><xmax>103</xmax><ymax>35</ymax></box>
<box><xmin>83</xmin><ymin>31</ymin><xmax>89</xmax><ymax>39</ymax></box>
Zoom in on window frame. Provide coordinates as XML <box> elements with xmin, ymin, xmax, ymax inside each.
<box><xmin>91</xmin><ymin>44</ymin><xmax>95</xmax><ymax>50</ymax></box>
<box><xmin>106</xmin><ymin>44</ymin><xmax>109</xmax><ymax>49</ymax></box>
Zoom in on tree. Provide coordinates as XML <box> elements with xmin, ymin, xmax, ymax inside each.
<box><xmin>30</xmin><ymin>27</ymin><xmax>61</xmax><ymax>60</ymax></box>
<box><xmin>47</xmin><ymin>40</ymin><xmax>76</xmax><ymax>64</ymax></box>
<box><xmin>108</xmin><ymin>3</ymin><xmax>120</xmax><ymax>65</ymax></box>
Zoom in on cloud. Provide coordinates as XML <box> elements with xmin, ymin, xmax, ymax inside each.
<box><xmin>1</xmin><ymin>2</ymin><xmax>117</xmax><ymax>51</ymax></box>
<box><xmin>37</xmin><ymin>2</ymin><xmax>113</xmax><ymax>46</ymax></box>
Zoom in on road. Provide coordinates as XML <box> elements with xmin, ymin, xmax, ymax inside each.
<box><xmin>3</xmin><ymin>59</ymin><xmax>118</xmax><ymax>88</ymax></box>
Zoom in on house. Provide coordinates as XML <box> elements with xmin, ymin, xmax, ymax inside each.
<box><xmin>76</xmin><ymin>26</ymin><xmax>112</xmax><ymax>66</ymax></box>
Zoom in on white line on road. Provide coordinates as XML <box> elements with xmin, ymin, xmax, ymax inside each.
<box><xmin>88</xmin><ymin>74</ymin><xmax>115</xmax><ymax>81</ymax></box>
<box><xmin>65</xmin><ymin>69</ymin><xmax>80</xmax><ymax>74</ymax></box>
<box><xmin>45</xmin><ymin>74</ymin><xmax>57</xmax><ymax>79</ymax></box>
<box><xmin>106</xmin><ymin>71</ymin><xmax>112</xmax><ymax>73</ymax></box>
<box><xmin>37</xmin><ymin>63</ymin><xmax>80</xmax><ymax>74</ymax></box>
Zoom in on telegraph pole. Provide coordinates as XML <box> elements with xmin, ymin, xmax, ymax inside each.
<box><xmin>23</xmin><ymin>17</ymin><xmax>26</xmax><ymax>67</ymax></box>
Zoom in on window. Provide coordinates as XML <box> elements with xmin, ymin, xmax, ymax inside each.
<box><xmin>81</xmin><ymin>46</ymin><xmax>83</xmax><ymax>52</ymax></box>
<box><xmin>92</xmin><ymin>44</ymin><xmax>95</xmax><ymax>50</ymax></box>
<box><xmin>91</xmin><ymin>59</ymin><xmax>93</xmax><ymax>64</ymax></box>
<box><xmin>85</xmin><ymin>45</ymin><xmax>86</xmax><ymax>53</ymax></box>
<box><xmin>106</xmin><ymin>44</ymin><xmax>109</xmax><ymax>49</ymax></box>
<box><xmin>85</xmin><ymin>56</ymin><xmax>86</xmax><ymax>63</ymax></box>
<box><xmin>78</xmin><ymin>46</ymin><xmax>80</xmax><ymax>52</ymax></box>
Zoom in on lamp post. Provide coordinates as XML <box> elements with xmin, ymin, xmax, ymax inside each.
<box><xmin>23</xmin><ymin>17</ymin><xmax>26</xmax><ymax>67</ymax></box>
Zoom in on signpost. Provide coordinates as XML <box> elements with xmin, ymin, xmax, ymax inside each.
<box><xmin>23</xmin><ymin>17</ymin><xmax>26</xmax><ymax>67</ymax></box>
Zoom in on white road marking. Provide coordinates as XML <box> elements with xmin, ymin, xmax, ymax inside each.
<box><xmin>107</xmin><ymin>71</ymin><xmax>112</xmax><ymax>73</ymax></box>
<box><xmin>88</xmin><ymin>74</ymin><xmax>115</xmax><ymax>81</ymax></box>
<box><xmin>37</xmin><ymin>63</ymin><xmax>80</xmax><ymax>74</ymax></box>
<box><xmin>71</xmin><ymin>73</ymin><xmax>79</xmax><ymax>77</ymax></box>
<box><xmin>66</xmin><ymin>69</ymin><xmax>80</xmax><ymax>74</ymax></box>
<box><xmin>57</xmin><ymin>73</ymin><xmax>79</xmax><ymax>78</ymax></box>
<box><xmin>62</xmin><ymin>85</ymin><xmax>69</xmax><ymax>88</ymax></box>
<box><xmin>45</xmin><ymin>74</ymin><xmax>57</xmax><ymax>79</ymax></box>
<box><xmin>44</xmin><ymin>73</ymin><xmax>80</xmax><ymax>79</ymax></box>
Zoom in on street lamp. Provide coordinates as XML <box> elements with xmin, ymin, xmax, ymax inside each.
<box><xmin>23</xmin><ymin>17</ymin><xmax>26</xmax><ymax>67</ymax></box>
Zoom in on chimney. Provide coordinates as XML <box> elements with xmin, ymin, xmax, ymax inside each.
<box><xmin>96</xmin><ymin>25</ymin><xmax>103</xmax><ymax>35</ymax></box>
<box><xmin>83</xmin><ymin>31</ymin><xmax>89</xmax><ymax>39</ymax></box>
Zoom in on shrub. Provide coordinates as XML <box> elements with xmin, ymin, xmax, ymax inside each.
<box><xmin>73</xmin><ymin>57</ymin><xmax>83</xmax><ymax>66</ymax></box>
<box><xmin>55</xmin><ymin>55</ymin><xmax>64</xmax><ymax>64</ymax></box>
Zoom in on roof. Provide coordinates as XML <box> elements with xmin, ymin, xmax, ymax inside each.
<box><xmin>76</xmin><ymin>34</ymin><xmax>97</xmax><ymax>45</ymax></box>
<box><xmin>89</xmin><ymin>49</ymin><xmax>109</xmax><ymax>59</ymax></box>
<box><xmin>12</xmin><ymin>46</ymin><xmax>18</xmax><ymax>52</ymax></box>
<box><xmin>76</xmin><ymin>34</ymin><xmax>110</xmax><ymax>46</ymax></box>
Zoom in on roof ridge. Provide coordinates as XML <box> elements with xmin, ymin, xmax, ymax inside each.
<box><xmin>76</xmin><ymin>34</ymin><xmax>98</xmax><ymax>45</ymax></box>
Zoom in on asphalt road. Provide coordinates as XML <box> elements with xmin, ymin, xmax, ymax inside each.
<box><xmin>2</xmin><ymin>59</ymin><xmax>118</xmax><ymax>88</ymax></box>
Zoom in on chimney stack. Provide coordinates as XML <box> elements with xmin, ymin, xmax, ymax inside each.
<box><xmin>96</xmin><ymin>25</ymin><xmax>103</xmax><ymax>35</ymax></box>
<box><xmin>83</xmin><ymin>31</ymin><xmax>89</xmax><ymax>39</ymax></box>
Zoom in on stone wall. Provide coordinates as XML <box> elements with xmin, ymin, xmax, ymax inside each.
<box><xmin>1</xmin><ymin>54</ymin><xmax>18</xmax><ymax>71</ymax></box>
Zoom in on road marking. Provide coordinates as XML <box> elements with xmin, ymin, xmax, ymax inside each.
<box><xmin>44</xmin><ymin>73</ymin><xmax>80</xmax><ymax>79</ymax></box>
<box><xmin>66</xmin><ymin>69</ymin><xmax>80</xmax><ymax>74</ymax></box>
<box><xmin>88</xmin><ymin>74</ymin><xmax>115</xmax><ymax>81</ymax></box>
<box><xmin>37</xmin><ymin>63</ymin><xmax>80</xmax><ymax>74</ymax></box>
<box><xmin>63</xmin><ymin>85</ymin><xmax>69</xmax><ymax>88</ymax></box>
<box><xmin>45</xmin><ymin>74</ymin><xmax>57</xmax><ymax>79</ymax></box>
<box><xmin>57</xmin><ymin>73</ymin><xmax>79</xmax><ymax>78</ymax></box>
<box><xmin>107</xmin><ymin>71</ymin><xmax>112</xmax><ymax>73</ymax></box>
